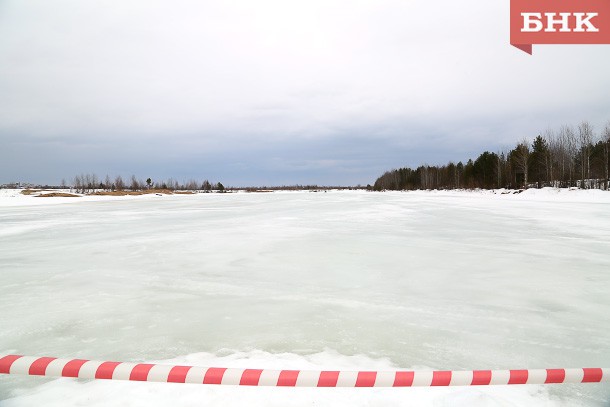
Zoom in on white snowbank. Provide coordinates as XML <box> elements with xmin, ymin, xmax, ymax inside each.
<box><xmin>0</xmin><ymin>189</ymin><xmax>181</xmax><ymax>207</ymax></box>
<box><xmin>392</xmin><ymin>187</ymin><xmax>610</xmax><ymax>203</ymax></box>
<box><xmin>1</xmin><ymin>187</ymin><xmax>608</xmax><ymax>207</ymax></box>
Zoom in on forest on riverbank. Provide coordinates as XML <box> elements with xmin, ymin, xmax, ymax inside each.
<box><xmin>373</xmin><ymin>121</ymin><xmax>610</xmax><ymax>191</ymax></box>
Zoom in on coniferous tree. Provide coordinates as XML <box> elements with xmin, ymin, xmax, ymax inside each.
<box><xmin>531</xmin><ymin>135</ymin><xmax>549</xmax><ymax>188</ymax></box>
<box><xmin>510</xmin><ymin>141</ymin><xmax>530</xmax><ymax>188</ymax></box>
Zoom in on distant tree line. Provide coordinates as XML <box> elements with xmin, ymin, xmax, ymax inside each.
<box><xmin>231</xmin><ymin>185</ymin><xmax>360</xmax><ymax>191</ymax></box>
<box><xmin>71</xmin><ymin>174</ymin><xmax>224</xmax><ymax>194</ymax></box>
<box><xmin>373</xmin><ymin>120</ymin><xmax>610</xmax><ymax>191</ymax></box>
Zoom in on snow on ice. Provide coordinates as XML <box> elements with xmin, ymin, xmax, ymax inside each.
<box><xmin>0</xmin><ymin>188</ymin><xmax>609</xmax><ymax>406</ymax></box>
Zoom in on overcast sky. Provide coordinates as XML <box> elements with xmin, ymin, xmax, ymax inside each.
<box><xmin>1</xmin><ymin>0</ymin><xmax>609</xmax><ymax>186</ymax></box>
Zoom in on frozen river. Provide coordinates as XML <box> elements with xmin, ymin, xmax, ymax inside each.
<box><xmin>1</xmin><ymin>189</ymin><xmax>609</xmax><ymax>405</ymax></box>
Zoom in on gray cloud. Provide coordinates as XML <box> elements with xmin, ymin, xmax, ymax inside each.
<box><xmin>1</xmin><ymin>0</ymin><xmax>609</xmax><ymax>185</ymax></box>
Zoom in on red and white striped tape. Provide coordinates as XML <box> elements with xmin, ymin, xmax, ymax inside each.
<box><xmin>1</xmin><ymin>355</ymin><xmax>608</xmax><ymax>387</ymax></box>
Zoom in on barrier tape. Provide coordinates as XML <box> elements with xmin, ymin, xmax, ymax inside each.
<box><xmin>1</xmin><ymin>355</ymin><xmax>608</xmax><ymax>387</ymax></box>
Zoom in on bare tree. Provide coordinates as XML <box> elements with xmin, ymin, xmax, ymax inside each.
<box><xmin>556</xmin><ymin>126</ymin><xmax>567</xmax><ymax>185</ymax></box>
<box><xmin>84</xmin><ymin>173</ymin><xmax>91</xmax><ymax>192</ymax></box>
<box><xmin>602</xmin><ymin>121</ymin><xmax>610</xmax><ymax>191</ymax></box>
<box><xmin>115</xmin><ymin>175</ymin><xmax>125</xmax><ymax>191</ymax></box>
<box><xmin>91</xmin><ymin>173</ymin><xmax>99</xmax><ymax>191</ymax></box>
<box><xmin>73</xmin><ymin>175</ymin><xmax>83</xmax><ymax>193</ymax></box>
<box><xmin>130</xmin><ymin>175</ymin><xmax>140</xmax><ymax>191</ymax></box>
<box><xmin>496</xmin><ymin>150</ymin><xmax>504</xmax><ymax>188</ymax></box>
<box><xmin>165</xmin><ymin>178</ymin><xmax>178</xmax><ymax>191</ymax></box>
<box><xmin>184</xmin><ymin>179</ymin><xmax>198</xmax><ymax>190</ymax></box>
<box><xmin>578</xmin><ymin>121</ymin><xmax>594</xmax><ymax>188</ymax></box>
<box><xmin>559</xmin><ymin>125</ymin><xmax>577</xmax><ymax>187</ymax></box>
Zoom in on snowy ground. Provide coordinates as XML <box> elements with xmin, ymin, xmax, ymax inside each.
<box><xmin>0</xmin><ymin>188</ymin><xmax>609</xmax><ymax>406</ymax></box>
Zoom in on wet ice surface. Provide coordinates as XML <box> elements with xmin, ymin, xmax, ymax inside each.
<box><xmin>1</xmin><ymin>189</ymin><xmax>609</xmax><ymax>406</ymax></box>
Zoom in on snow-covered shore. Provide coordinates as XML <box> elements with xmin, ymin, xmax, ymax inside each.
<box><xmin>1</xmin><ymin>187</ymin><xmax>609</xmax><ymax>206</ymax></box>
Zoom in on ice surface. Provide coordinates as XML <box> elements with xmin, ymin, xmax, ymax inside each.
<box><xmin>1</xmin><ymin>189</ymin><xmax>609</xmax><ymax>405</ymax></box>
